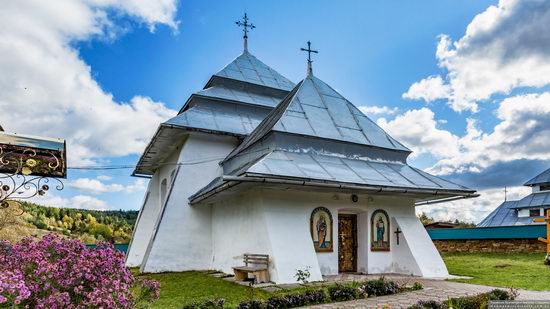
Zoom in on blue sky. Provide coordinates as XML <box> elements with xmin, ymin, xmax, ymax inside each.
<box><xmin>2</xmin><ymin>0</ymin><xmax>550</xmax><ymax>222</ymax></box>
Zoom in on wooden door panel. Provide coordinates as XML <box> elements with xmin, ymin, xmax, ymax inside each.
<box><xmin>338</xmin><ymin>214</ymin><xmax>357</xmax><ymax>272</ymax></box>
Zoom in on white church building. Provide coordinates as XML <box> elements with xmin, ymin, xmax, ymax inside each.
<box><xmin>126</xmin><ymin>17</ymin><xmax>477</xmax><ymax>284</ymax></box>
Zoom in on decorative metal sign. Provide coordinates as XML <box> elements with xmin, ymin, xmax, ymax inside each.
<box><xmin>0</xmin><ymin>132</ymin><xmax>66</xmax><ymax>209</ymax></box>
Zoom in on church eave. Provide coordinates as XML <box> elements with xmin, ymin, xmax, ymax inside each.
<box><xmin>132</xmin><ymin>123</ymin><xmax>245</xmax><ymax>177</ymax></box>
<box><xmin>188</xmin><ymin>172</ymin><xmax>476</xmax><ymax>205</ymax></box>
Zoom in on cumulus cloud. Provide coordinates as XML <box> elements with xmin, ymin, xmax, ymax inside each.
<box><xmin>31</xmin><ymin>194</ymin><xmax>108</xmax><ymax>210</ymax></box>
<box><xmin>402</xmin><ymin>75</ymin><xmax>451</xmax><ymax>104</ymax></box>
<box><xmin>0</xmin><ymin>0</ymin><xmax>178</xmax><ymax>165</ymax></box>
<box><xmin>377</xmin><ymin>108</ymin><xmax>460</xmax><ymax>159</ymax></box>
<box><xmin>403</xmin><ymin>0</ymin><xmax>550</xmax><ymax>112</ymax></box>
<box><xmin>416</xmin><ymin>186</ymin><xmax>530</xmax><ymax>223</ymax></box>
<box><xmin>428</xmin><ymin>92</ymin><xmax>550</xmax><ymax>175</ymax></box>
<box><xmin>70</xmin><ymin>178</ymin><xmax>147</xmax><ymax>194</ymax></box>
<box><xmin>358</xmin><ymin>105</ymin><xmax>399</xmax><ymax>116</ymax></box>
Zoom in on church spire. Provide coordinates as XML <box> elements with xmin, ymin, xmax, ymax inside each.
<box><xmin>236</xmin><ymin>12</ymin><xmax>255</xmax><ymax>53</ymax></box>
<box><xmin>300</xmin><ymin>41</ymin><xmax>318</xmax><ymax>77</ymax></box>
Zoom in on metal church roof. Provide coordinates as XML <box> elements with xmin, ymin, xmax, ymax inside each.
<box><xmin>246</xmin><ymin>150</ymin><xmax>469</xmax><ymax>191</ymax></box>
<box><xmin>227</xmin><ymin>75</ymin><xmax>410</xmax><ymax>160</ymax></box>
<box><xmin>165</xmin><ymin>104</ymin><xmax>268</xmax><ymax>137</ymax></box>
<box><xmin>195</xmin><ymin>85</ymin><xmax>282</xmax><ymax>108</ymax></box>
<box><xmin>212</xmin><ymin>51</ymin><xmax>295</xmax><ymax>91</ymax></box>
<box><xmin>133</xmin><ymin>51</ymin><xmax>294</xmax><ymax>176</ymax></box>
<box><xmin>524</xmin><ymin>167</ymin><xmax>550</xmax><ymax>186</ymax></box>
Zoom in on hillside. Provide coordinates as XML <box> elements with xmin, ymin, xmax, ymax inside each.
<box><xmin>0</xmin><ymin>201</ymin><xmax>138</xmax><ymax>244</ymax></box>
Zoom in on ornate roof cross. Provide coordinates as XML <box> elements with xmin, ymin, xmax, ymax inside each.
<box><xmin>300</xmin><ymin>41</ymin><xmax>318</xmax><ymax>76</ymax></box>
<box><xmin>236</xmin><ymin>13</ymin><xmax>255</xmax><ymax>52</ymax></box>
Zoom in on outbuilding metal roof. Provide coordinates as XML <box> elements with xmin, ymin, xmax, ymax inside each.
<box><xmin>212</xmin><ymin>51</ymin><xmax>295</xmax><ymax>91</ymax></box>
<box><xmin>477</xmin><ymin>200</ymin><xmax>544</xmax><ymax>227</ymax></box>
<box><xmin>514</xmin><ymin>191</ymin><xmax>550</xmax><ymax>209</ymax></box>
<box><xmin>246</xmin><ymin>150</ymin><xmax>470</xmax><ymax>191</ymax></box>
<box><xmin>524</xmin><ymin>167</ymin><xmax>550</xmax><ymax>186</ymax></box>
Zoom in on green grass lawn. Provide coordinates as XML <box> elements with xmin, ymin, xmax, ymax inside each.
<box><xmin>135</xmin><ymin>271</ymin><xmax>304</xmax><ymax>308</ymax></box>
<box><xmin>442</xmin><ymin>252</ymin><xmax>550</xmax><ymax>291</ymax></box>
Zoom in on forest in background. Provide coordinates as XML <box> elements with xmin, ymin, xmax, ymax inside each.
<box><xmin>0</xmin><ymin>201</ymin><xmax>138</xmax><ymax>244</ymax></box>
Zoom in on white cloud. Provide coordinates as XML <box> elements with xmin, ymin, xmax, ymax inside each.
<box><xmin>31</xmin><ymin>194</ymin><xmax>108</xmax><ymax>210</ymax></box>
<box><xmin>0</xmin><ymin>0</ymin><xmax>178</xmax><ymax>165</ymax></box>
<box><xmin>416</xmin><ymin>186</ymin><xmax>530</xmax><ymax>224</ymax></box>
<box><xmin>70</xmin><ymin>177</ymin><xmax>147</xmax><ymax>194</ymax></box>
<box><xmin>428</xmin><ymin>92</ymin><xmax>550</xmax><ymax>175</ymax></box>
<box><xmin>96</xmin><ymin>175</ymin><xmax>112</xmax><ymax>181</ymax></box>
<box><xmin>402</xmin><ymin>75</ymin><xmax>452</xmax><ymax>104</ymax></box>
<box><xmin>125</xmin><ymin>178</ymin><xmax>147</xmax><ymax>193</ymax></box>
<box><xmin>377</xmin><ymin>108</ymin><xmax>460</xmax><ymax>159</ymax></box>
<box><xmin>70</xmin><ymin>178</ymin><xmax>124</xmax><ymax>194</ymax></box>
<box><xmin>404</xmin><ymin>0</ymin><xmax>550</xmax><ymax>112</ymax></box>
<box><xmin>358</xmin><ymin>105</ymin><xmax>399</xmax><ymax>116</ymax></box>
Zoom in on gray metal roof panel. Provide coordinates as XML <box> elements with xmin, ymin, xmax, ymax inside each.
<box><xmin>226</xmin><ymin>75</ymin><xmax>411</xmax><ymax>162</ymax></box>
<box><xmin>477</xmin><ymin>201</ymin><xmax>519</xmax><ymax>227</ymax></box>
<box><xmin>524</xmin><ymin>167</ymin><xmax>550</xmax><ymax>186</ymax></box>
<box><xmin>196</xmin><ymin>85</ymin><xmax>281</xmax><ymax>108</ymax></box>
<box><xmin>245</xmin><ymin>150</ymin><xmax>470</xmax><ymax>192</ymax></box>
<box><xmin>214</xmin><ymin>52</ymin><xmax>295</xmax><ymax>91</ymax></box>
<box><xmin>515</xmin><ymin>191</ymin><xmax>550</xmax><ymax>209</ymax></box>
<box><xmin>165</xmin><ymin>104</ymin><xmax>267</xmax><ymax>136</ymax></box>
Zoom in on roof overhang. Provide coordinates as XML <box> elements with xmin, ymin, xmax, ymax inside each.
<box><xmin>133</xmin><ymin>123</ymin><xmax>247</xmax><ymax>177</ymax></box>
<box><xmin>188</xmin><ymin>173</ymin><xmax>478</xmax><ymax>206</ymax></box>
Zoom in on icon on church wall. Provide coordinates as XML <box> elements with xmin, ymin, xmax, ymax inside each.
<box><xmin>371</xmin><ymin>209</ymin><xmax>390</xmax><ymax>251</ymax></box>
<box><xmin>310</xmin><ymin>207</ymin><xmax>333</xmax><ymax>252</ymax></box>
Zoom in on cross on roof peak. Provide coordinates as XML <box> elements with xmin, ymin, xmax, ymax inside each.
<box><xmin>236</xmin><ymin>13</ymin><xmax>255</xmax><ymax>52</ymax></box>
<box><xmin>300</xmin><ymin>41</ymin><xmax>318</xmax><ymax>77</ymax></box>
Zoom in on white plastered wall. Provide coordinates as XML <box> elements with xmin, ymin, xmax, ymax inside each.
<box><xmin>366</xmin><ymin>196</ymin><xmax>449</xmax><ymax>277</ymax></box>
<box><xmin>214</xmin><ymin>190</ymin><xmax>448</xmax><ymax>283</ymax></box>
<box><xmin>126</xmin><ymin>149</ymin><xmax>181</xmax><ymax>267</ymax></box>
<box><xmin>140</xmin><ymin>132</ymin><xmax>238</xmax><ymax>273</ymax></box>
<box><xmin>210</xmin><ymin>191</ymin><xmax>273</xmax><ymax>275</ymax></box>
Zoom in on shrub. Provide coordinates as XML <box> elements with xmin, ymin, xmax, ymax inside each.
<box><xmin>361</xmin><ymin>277</ymin><xmax>401</xmax><ymax>297</ymax></box>
<box><xmin>0</xmin><ymin>234</ymin><xmax>135</xmax><ymax>308</ymax></box>
<box><xmin>409</xmin><ymin>289</ymin><xmax>515</xmax><ymax>309</ymax></box>
<box><xmin>412</xmin><ymin>282</ymin><xmax>423</xmax><ymax>291</ymax></box>
<box><xmin>328</xmin><ymin>284</ymin><xmax>359</xmax><ymax>302</ymax></box>
<box><xmin>136</xmin><ymin>279</ymin><xmax>161</xmax><ymax>308</ymax></box>
<box><xmin>264</xmin><ymin>289</ymin><xmax>327</xmax><ymax>309</ymax></box>
<box><xmin>416</xmin><ymin>300</ymin><xmax>448</xmax><ymax>309</ymax></box>
<box><xmin>236</xmin><ymin>299</ymin><xmax>264</xmax><ymax>309</ymax></box>
<box><xmin>183</xmin><ymin>298</ymin><xmax>226</xmax><ymax>309</ymax></box>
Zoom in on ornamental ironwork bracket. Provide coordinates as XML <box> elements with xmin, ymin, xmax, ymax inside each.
<box><xmin>0</xmin><ymin>133</ymin><xmax>66</xmax><ymax>212</ymax></box>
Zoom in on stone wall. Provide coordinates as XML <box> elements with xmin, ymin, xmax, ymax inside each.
<box><xmin>433</xmin><ymin>239</ymin><xmax>545</xmax><ymax>253</ymax></box>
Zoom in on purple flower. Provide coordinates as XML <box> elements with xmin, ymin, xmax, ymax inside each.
<box><xmin>0</xmin><ymin>234</ymin><xmax>137</xmax><ymax>308</ymax></box>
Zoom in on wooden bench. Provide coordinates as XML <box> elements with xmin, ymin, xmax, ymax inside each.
<box><xmin>233</xmin><ymin>253</ymin><xmax>270</xmax><ymax>283</ymax></box>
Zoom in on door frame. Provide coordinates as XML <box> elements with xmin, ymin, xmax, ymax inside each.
<box><xmin>338</xmin><ymin>213</ymin><xmax>358</xmax><ymax>273</ymax></box>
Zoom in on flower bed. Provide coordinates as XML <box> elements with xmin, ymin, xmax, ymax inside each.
<box><xmin>183</xmin><ymin>277</ymin><xmax>420</xmax><ymax>309</ymax></box>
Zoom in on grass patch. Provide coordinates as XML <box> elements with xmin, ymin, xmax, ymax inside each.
<box><xmin>442</xmin><ymin>252</ymin><xmax>550</xmax><ymax>291</ymax></box>
<box><xmin>135</xmin><ymin>271</ymin><xmax>271</xmax><ymax>308</ymax></box>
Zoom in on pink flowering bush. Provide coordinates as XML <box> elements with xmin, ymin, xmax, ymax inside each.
<box><xmin>0</xmin><ymin>235</ymin><xmax>138</xmax><ymax>308</ymax></box>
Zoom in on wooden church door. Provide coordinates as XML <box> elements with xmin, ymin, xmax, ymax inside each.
<box><xmin>338</xmin><ymin>214</ymin><xmax>357</xmax><ymax>272</ymax></box>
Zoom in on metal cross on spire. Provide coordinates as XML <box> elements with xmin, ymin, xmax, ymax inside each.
<box><xmin>236</xmin><ymin>13</ymin><xmax>255</xmax><ymax>52</ymax></box>
<box><xmin>300</xmin><ymin>41</ymin><xmax>318</xmax><ymax>76</ymax></box>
